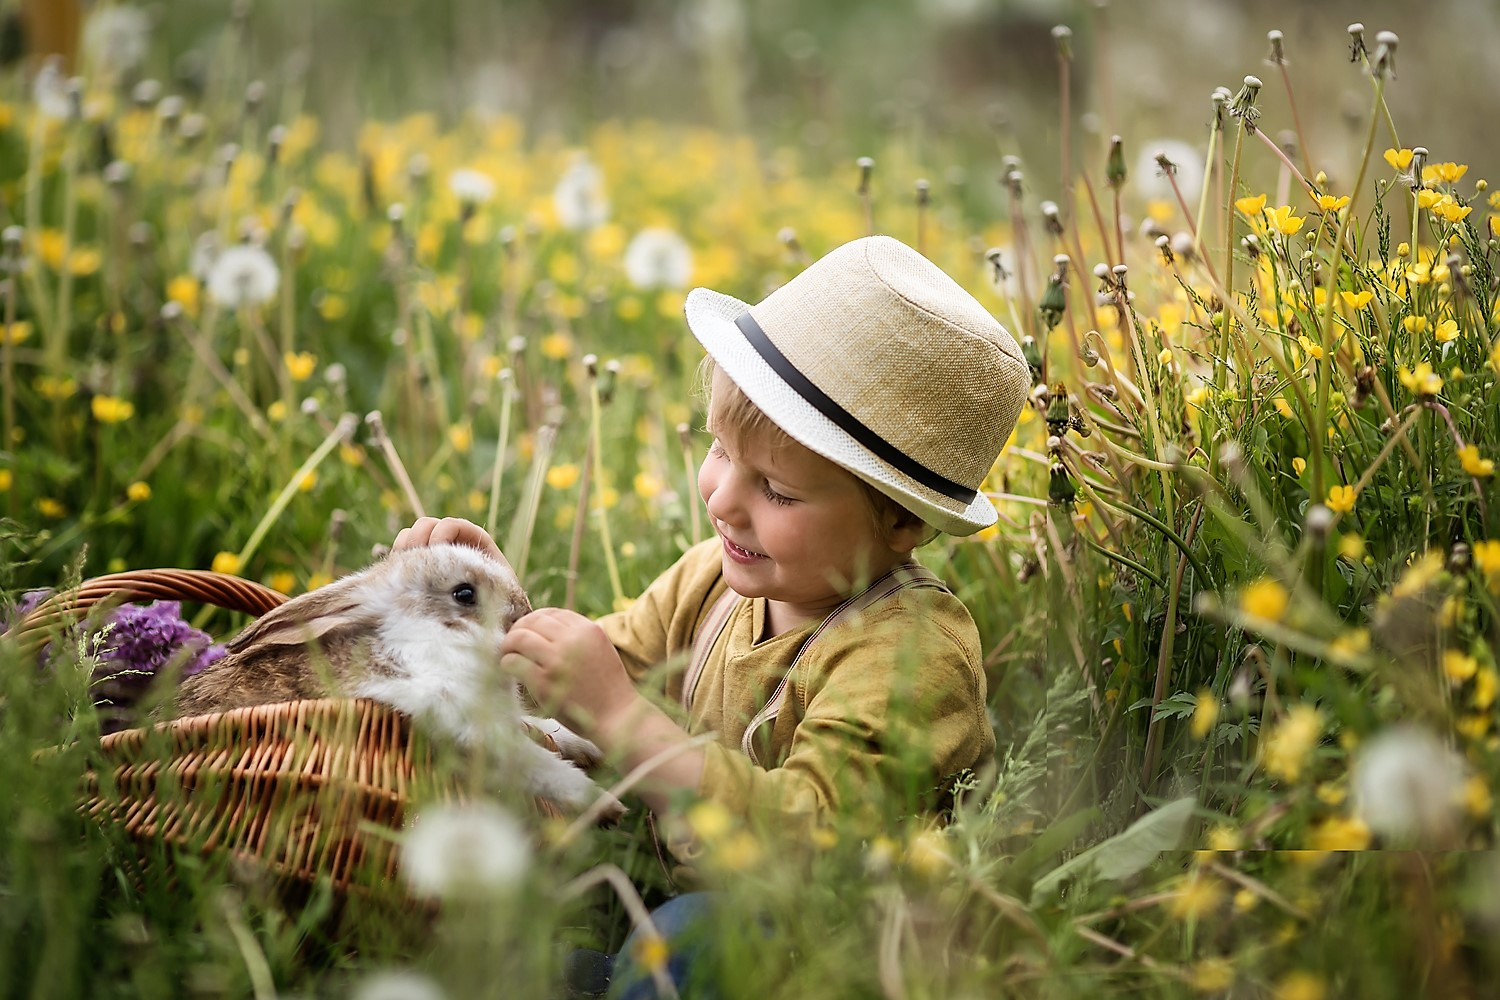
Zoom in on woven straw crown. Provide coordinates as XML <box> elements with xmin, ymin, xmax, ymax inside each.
<box><xmin>684</xmin><ymin>235</ymin><xmax>1029</xmax><ymax>535</ymax></box>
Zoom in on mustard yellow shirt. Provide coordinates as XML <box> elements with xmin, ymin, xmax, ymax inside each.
<box><xmin>598</xmin><ymin>539</ymin><xmax>995</xmax><ymax>835</ymax></box>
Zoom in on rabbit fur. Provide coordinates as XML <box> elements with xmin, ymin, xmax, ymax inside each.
<box><xmin>175</xmin><ymin>544</ymin><xmax>622</xmax><ymax>820</ymax></box>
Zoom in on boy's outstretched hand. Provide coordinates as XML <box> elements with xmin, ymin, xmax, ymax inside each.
<box><xmin>393</xmin><ymin>516</ymin><xmax>506</xmax><ymax>564</ymax></box>
<box><xmin>500</xmin><ymin>608</ymin><xmax>644</xmax><ymax>743</ymax></box>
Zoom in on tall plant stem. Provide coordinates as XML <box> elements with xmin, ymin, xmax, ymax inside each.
<box><xmin>485</xmin><ymin>375</ymin><xmax>516</xmax><ymax>538</ymax></box>
<box><xmin>588</xmin><ymin>377</ymin><xmax>625</xmax><ymax>609</ymax></box>
<box><xmin>1274</xmin><ymin>62</ymin><xmax>1315</xmax><ymax>177</ymax></box>
<box><xmin>1218</xmin><ymin>122</ymin><xmax>1248</xmax><ymax>394</ymax></box>
<box><xmin>1312</xmin><ymin>77</ymin><xmax>1384</xmax><ymax>509</ymax></box>
<box><xmin>1140</xmin><ymin>505</ymin><xmax>1203</xmax><ymax>792</ymax></box>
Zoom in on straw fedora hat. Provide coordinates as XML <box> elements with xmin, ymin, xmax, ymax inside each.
<box><xmin>684</xmin><ymin>235</ymin><xmax>1029</xmax><ymax>536</ymax></box>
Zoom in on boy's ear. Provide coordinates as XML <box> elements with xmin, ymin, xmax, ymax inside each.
<box><xmin>887</xmin><ymin>519</ymin><xmax>929</xmax><ymax>557</ymax></box>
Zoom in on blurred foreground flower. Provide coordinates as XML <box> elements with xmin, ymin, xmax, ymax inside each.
<box><xmin>1262</xmin><ymin>704</ymin><xmax>1323</xmax><ymax>782</ymax></box>
<box><xmin>1352</xmin><ymin>725</ymin><xmax>1466</xmax><ymax>845</ymax></box>
<box><xmin>402</xmin><ymin>802</ymin><xmax>532</xmax><ymax>898</ymax></box>
<box><xmin>207</xmin><ymin>245</ymin><xmax>280</xmax><ymax>308</ymax></box>
<box><xmin>554</xmin><ymin>153</ymin><xmax>610</xmax><ymax>231</ymax></box>
<box><xmin>624</xmin><ymin>228</ymin><xmax>694</xmax><ymax>290</ymax></box>
<box><xmin>351</xmin><ymin>970</ymin><xmax>448</xmax><ymax>1000</ymax></box>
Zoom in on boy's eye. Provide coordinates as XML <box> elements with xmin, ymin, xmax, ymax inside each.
<box><xmin>761</xmin><ymin>482</ymin><xmax>794</xmax><ymax>506</ymax></box>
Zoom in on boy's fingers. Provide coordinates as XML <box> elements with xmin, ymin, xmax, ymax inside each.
<box><xmin>392</xmin><ymin>516</ymin><xmax>441</xmax><ymax>550</ymax></box>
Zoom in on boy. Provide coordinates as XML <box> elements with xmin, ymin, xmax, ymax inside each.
<box><xmin>396</xmin><ymin>235</ymin><xmax>1028</xmax><ymax>842</ymax></box>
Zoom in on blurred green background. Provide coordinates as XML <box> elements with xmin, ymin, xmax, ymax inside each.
<box><xmin>50</xmin><ymin>0</ymin><xmax>1500</xmax><ymax>196</ymax></box>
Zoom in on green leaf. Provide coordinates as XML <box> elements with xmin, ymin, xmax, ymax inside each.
<box><xmin>1031</xmin><ymin>796</ymin><xmax>1198</xmax><ymax>902</ymax></box>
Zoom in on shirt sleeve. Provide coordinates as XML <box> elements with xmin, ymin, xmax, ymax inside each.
<box><xmin>691</xmin><ymin>597</ymin><xmax>992</xmax><ymax>837</ymax></box>
<box><xmin>597</xmin><ymin>538</ymin><xmax>726</xmax><ymax>691</ymax></box>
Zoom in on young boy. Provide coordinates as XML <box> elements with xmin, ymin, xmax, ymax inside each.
<box><xmin>395</xmin><ymin>233</ymin><xmax>1028</xmax><ymax>851</ymax></box>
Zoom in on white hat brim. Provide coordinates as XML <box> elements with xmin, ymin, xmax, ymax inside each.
<box><xmin>684</xmin><ymin>286</ymin><xmax>999</xmax><ymax>536</ymax></box>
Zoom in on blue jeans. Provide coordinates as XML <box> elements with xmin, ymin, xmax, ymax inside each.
<box><xmin>608</xmin><ymin>892</ymin><xmax>723</xmax><ymax>999</ymax></box>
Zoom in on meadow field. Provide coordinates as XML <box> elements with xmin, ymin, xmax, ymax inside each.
<box><xmin>1</xmin><ymin>1</ymin><xmax>1498</xmax><ymax>997</ymax></box>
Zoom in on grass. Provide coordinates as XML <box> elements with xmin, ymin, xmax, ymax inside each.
<box><xmin>1</xmin><ymin>9</ymin><xmax>1498</xmax><ymax>999</ymax></box>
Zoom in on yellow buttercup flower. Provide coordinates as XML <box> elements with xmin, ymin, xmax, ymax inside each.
<box><xmin>283</xmin><ymin>351</ymin><xmax>318</xmax><ymax>382</ymax></box>
<box><xmin>1459</xmin><ymin>445</ymin><xmax>1495</xmax><ymax>477</ymax></box>
<box><xmin>37</xmin><ymin>497</ymin><xmax>66</xmax><ymax>518</ymax></box>
<box><xmin>1398</xmin><ymin>362</ymin><xmax>1443</xmax><ymax>396</ymax></box>
<box><xmin>1306</xmin><ymin>815</ymin><xmax>1371</xmax><ymax>851</ymax></box>
<box><xmin>0</xmin><ymin>320</ymin><xmax>33</xmax><ymax>344</ymax></box>
<box><xmin>126</xmin><ymin>481</ymin><xmax>151</xmax><ymax>502</ymax></box>
<box><xmin>1291</xmin><ymin>456</ymin><xmax>1307</xmax><ymax>476</ymax></box>
<box><xmin>1339</xmin><ymin>290</ymin><xmax>1373</xmax><ymax>310</ymax></box>
<box><xmin>1263</xmin><ymin>704</ymin><xmax>1324</xmax><ymax>782</ymax></box>
<box><xmin>1268</xmin><ymin>205</ymin><xmax>1305</xmax><ymax>236</ymax></box>
<box><xmin>1315</xmin><ymin>194</ymin><xmax>1350</xmax><ymax>212</ymax></box>
<box><xmin>539</xmin><ymin>332</ymin><xmax>573</xmax><ymax>360</ymax></box>
<box><xmin>1168</xmin><ymin>874</ymin><xmax>1225</xmax><ymax>920</ymax></box>
<box><xmin>1444</xmin><ymin>650</ymin><xmax>1478</xmax><ymax>683</ymax></box>
<box><xmin>1434</xmin><ymin>318</ymin><xmax>1459</xmax><ymax>343</ymax></box>
<box><xmin>1475</xmin><ymin>539</ymin><xmax>1500</xmax><ymax>593</ymax></box>
<box><xmin>1273</xmin><ymin>397</ymin><xmax>1295</xmax><ymax>419</ymax></box>
<box><xmin>1297</xmin><ymin>335</ymin><xmax>1324</xmax><ymax>361</ymax></box>
<box><xmin>91</xmin><ymin>395</ymin><xmax>135</xmax><ymax>423</ymax></box>
<box><xmin>0</xmin><ymin>469</ymin><xmax>11</xmax><ymax>492</ymax></box>
<box><xmin>1433</xmin><ymin>198</ymin><xmax>1472</xmax><ymax>224</ymax></box>
<box><xmin>1234</xmin><ymin>193</ymin><xmax>1267</xmax><ymax>217</ymax></box>
<box><xmin>1189</xmin><ymin>959</ymin><xmax>1235</xmax><ymax>994</ymax></box>
<box><xmin>1240</xmin><ymin>577</ymin><xmax>1289</xmax><ymax>622</ymax></box>
<box><xmin>1326</xmin><ymin>484</ymin><xmax>1357</xmax><ymax>513</ymax></box>
<box><xmin>447</xmin><ymin>422</ymin><xmax>473</xmax><ymax>454</ymax></box>
<box><xmin>1383</xmin><ymin>148</ymin><xmax>1414</xmax><ymax>171</ymax></box>
<box><xmin>267</xmin><ymin>571</ymin><xmax>296</xmax><ymax>595</ymax></box>
<box><xmin>1401</xmin><ymin>315</ymin><xmax>1429</xmax><ymax>335</ymax></box>
<box><xmin>1190</xmin><ymin>690</ymin><xmax>1218</xmax><ymax>740</ymax></box>
<box><xmin>1422</xmin><ymin>161</ymin><xmax>1468</xmax><ymax>184</ymax></box>
<box><xmin>212</xmin><ymin>551</ymin><xmax>242</xmax><ymax>575</ymax></box>
<box><xmin>545</xmin><ymin>463</ymin><xmax>580</xmax><ymax>490</ymax></box>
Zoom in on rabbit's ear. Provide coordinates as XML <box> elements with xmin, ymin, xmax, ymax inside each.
<box><xmin>225</xmin><ymin>585</ymin><xmax>370</xmax><ymax>653</ymax></box>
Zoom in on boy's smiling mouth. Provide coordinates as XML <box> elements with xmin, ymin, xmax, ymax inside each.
<box><xmin>718</xmin><ymin>532</ymin><xmax>767</xmax><ymax>562</ymax></box>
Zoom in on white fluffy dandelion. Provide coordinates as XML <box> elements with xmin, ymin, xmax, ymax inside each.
<box><xmin>553</xmin><ymin>154</ymin><xmax>609</xmax><ymax>232</ymax></box>
<box><xmin>350</xmin><ymin>970</ymin><xmax>448</xmax><ymax>1000</ymax></box>
<box><xmin>206</xmin><ymin>244</ymin><xmax>279</xmax><ymax>308</ymax></box>
<box><xmin>624</xmin><ymin>227</ymin><xmax>694</xmax><ymax>290</ymax></box>
<box><xmin>447</xmin><ymin>168</ymin><xmax>496</xmax><ymax>207</ymax></box>
<box><xmin>1135</xmin><ymin>139</ymin><xmax>1206</xmax><ymax>205</ymax></box>
<box><xmin>82</xmin><ymin>5</ymin><xmax>152</xmax><ymax>81</ymax></box>
<box><xmin>32</xmin><ymin>58</ymin><xmax>73</xmax><ymax>121</ymax></box>
<box><xmin>1352</xmin><ymin>725</ymin><xmax>1466</xmax><ymax>844</ymax></box>
<box><xmin>401</xmin><ymin>801</ymin><xmax>532</xmax><ymax>899</ymax></box>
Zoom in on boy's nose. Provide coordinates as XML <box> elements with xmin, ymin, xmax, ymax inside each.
<box><xmin>703</xmin><ymin>473</ymin><xmax>747</xmax><ymax>526</ymax></box>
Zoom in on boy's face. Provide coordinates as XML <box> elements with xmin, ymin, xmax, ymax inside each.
<box><xmin>698</xmin><ymin>425</ymin><xmax>915</xmax><ymax>634</ymax></box>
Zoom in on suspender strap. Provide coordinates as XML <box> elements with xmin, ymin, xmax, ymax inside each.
<box><xmin>679</xmin><ymin>563</ymin><xmax>950</xmax><ymax>765</ymax></box>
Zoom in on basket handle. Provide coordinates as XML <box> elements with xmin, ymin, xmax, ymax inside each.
<box><xmin>3</xmin><ymin>569</ymin><xmax>289</xmax><ymax>654</ymax></box>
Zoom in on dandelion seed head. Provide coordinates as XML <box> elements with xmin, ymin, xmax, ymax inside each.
<box><xmin>351</xmin><ymin>970</ymin><xmax>448</xmax><ymax>1000</ymax></box>
<box><xmin>448</xmin><ymin>168</ymin><xmax>496</xmax><ymax>206</ymax></box>
<box><xmin>206</xmin><ymin>244</ymin><xmax>279</xmax><ymax>308</ymax></box>
<box><xmin>402</xmin><ymin>802</ymin><xmax>532</xmax><ymax>899</ymax></box>
<box><xmin>1136</xmin><ymin>139</ymin><xmax>1204</xmax><ymax>203</ymax></box>
<box><xmin>623</xmin><ymin>228</ymin><xmax>694</xmax><ymax>290</ymax></box>
<box><xmin>1353</xmin><ymin>725</ymin><xmax>1466</xmax><ymax>844</ymax></box>
<box><xmin>553</xmin><ymin>153</ymin><xmax>609</xmax><ymax>232</ymax></box>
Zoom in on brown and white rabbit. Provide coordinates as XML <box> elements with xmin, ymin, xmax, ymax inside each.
<box><xmin>176</xmin><ymin>544</ymin><xmax>622</xmax><ymax>820</ymax></box>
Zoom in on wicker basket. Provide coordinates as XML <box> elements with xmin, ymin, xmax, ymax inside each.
<box><xmin>6</xmin><ymin>569</ymin><xmax>565</xmax><ymax>895</ymax></box>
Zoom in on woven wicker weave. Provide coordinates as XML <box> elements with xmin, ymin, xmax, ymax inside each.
<box><xmin>6</xmin><ymin>569</ymin><xmax>566</xmax><ymax>893</ymax></box>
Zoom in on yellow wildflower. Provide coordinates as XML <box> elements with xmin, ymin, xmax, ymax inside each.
<box><xmin>1434</xmin><ymin>318</ymin><xmax>1459</xmax><ymax>343</ymax></box>
<box><xmin>1169</xmin><ymin>874</ymin><xmax>1225</xmax><ymax>920</ymax></box>
<box><xmin>1422</xmin><ymin>161</ymin><xmax>1468</xmax><ymax>184</ymax></box>
<box><xmin>1465</xmin><ymin>776</ymin><xmax>1492</xmax><ymax>817</ymax></box>
<box><xmin>1475</xmin><ymin>539</ymin><xmax>1500</xmax><ymax>593</ymax></box>
<box><xmin>545</xmin><ymin>463</ymin><xmax>580</xmax><ymax>490</ymax></box>
<box><xmin>1240</xmin><ymin>577</ymin><xmax>1289</xmax><ymax>622</ymax></box>
<box><xmin>1490</xmin><ymin>340</ymin><xmax>1500</xmax><ymax>373</ymax></box>
<box><xmin>283</xmin><ymin>351</ymin><xmax>318</xmax><ymax>382</ymax></box>
<box><xmin>1263</xmin><ymin>704</ymin><xmax>1323</xmax><ymax>782</ymax></box>
<box><xmin>36</xmin><ymin>497</ymin><xmax>67</xmax><ymax>518</ymax></box>
<box><xmin>447</xmin><ymin>423</ymin><xmax>473</xmax><ymax>454</ymax></box>
<box><xmin>166</xmin><ymin>274</ymin><xmax>201</xmax><ymax>317</ymax></box>
<box><xmin>1190</xmin><ymin>958</ymin><xmax>1235</xmax><ymax>994</ymax></box>
<box><xmin>1233</xmin><ymin>889</ymin><xmax>1259</xmax><ymax>912</ymax></box>
<box><xmin>712</xmin><ymin>830</ymin><xmax>764</xmax><ymax>871</ymax></box>
<box><xmin>1315</xmin><ymin>193</ymin><xmax>1350</xmax><ymax>213</ymax></box>
<box><xmin>1339</xmin><ymin>290</ymin><xmax>1373</xmax><ymax>310</ymax></box>
<box><xmin>1433</xmin><ymin>198</ymin><xmax>1472</xmax><ymax>224</ymax></box>
<box><xmin>1268</xmin><ymin>205</ymin><xmax>1305</xmax><ymax>236</ymax></box>
<box><xmin>91</xmin><ymin>395</ymin><xmax>135</xmax><ymax>423</ymax></box>
<box><xmin>1291</xmin><ymin>457</ymin><xmax>1307</xmax><ymax>476</ymax></box>
<box><xmin>1458</xmin><ymin>445</ymin><xmax>1494</xmax><ymax>477</ymax></box>
<box><xmin>1273</xmin><ymin>397</ymin><xmax>1295</xmax><ymax>419</ymax></box>
<box><xmin>1275</xmin><ymin>971</ymin><xmax>1327</xmax><ymax>1000</ymax></box>
<box><xmin>1328</xmin><ymin>628</ymin><xmax>1370</xmax><ymax>662</ymax></box>
<box><xmin>267</xmin><ymin>400</ymin><xmax>288</xmax><ymax>422</ymax></box>
<box><xmin>1297</xmin><ymin>335</ymin><xmax>1324</xmax><ymax>361</ymax></box>
<box><xmin>632</xmin><ymin>936</ymin><xmax>670</xmax><ymax>975</ymax></box>
<box><xmin>126</xmin><ymin>481</ymin><xmax>151</xmax><ymax>502</ymax></box>
<box><xmin>1234</xmin><ymin>193</ymin><xmax>1267</xmax><ymax>217</ymax></box>
<box><xmin>904</xmin><ymin>830</ymin><xmax>953</xmax><ymax>879</ymax></box>
<box><xmin>1398</xmin><ymin>362</ymin><xmax>1443</xmax><ymax>396</ymax></box>
<box><xmin>0</xmin><ymin>320</ymin><xmax>33</xmax><ymax>344</ymax></box>
<box><xmin>1306</xmin><ymin>815</ymin><xmax>1371</xmax><ymax>851</ymax></box>
<box><xmin>1444</xmin><ymin>650</ymin><xmax>1478</xmax><ymax>683</ymax></box>
<box><xmin>1190</xmin><ymin>690</ymin><xmax>1219</xmax><ymax>740</ymax></box>
<box><xmin>306</xmin><ymin>572</ymin><xmax>333</xmax><ymax>591</ymax></box>
<box><xmin>1205</xmin><ymin>826</ymin><xmax>1240</xmax><ymax>852</ymax></box>
<box><xmin>297</xmin><ymin>470</ymin><xmax>317</xmax><ymax>492</ymax></box>
<box><xmin>212</xmin><ymin>551</ymin><xmax>242</xmax><ymax>575</ymax></box>
<box><xmin>0</xmin><ymin>469</ymin><xmax>11</xmax><ymax>492</ymax></box>
<box><xmin>1476</xmin><ymin>668</ymin><xmax>1497</xmax><ymax>710</ymax></box>
<box><xmin>539</xmin><ymin>332</ymin><xmax>574</xmax><ymax>360</ymax></box>
<box><xmin>633</xmin><ymin>471</ymin><xmax>664</xmax><ymax>499</ymax></box>
<box><xmin>1416</xmin><ymin>189</ymin><xmax>1444</xmax><ymax>211</ymax></box>
<box><xmin>1383</xmin><ymin>148</ymin><xmax>1414</xmax><ymax>171</ymax></box>
<box><xmin>1326</xmin><ymin>484</ymin><xmax>1357</xmax><ymax>513</ymax></box>
<box><xmin>1158</xmin><ymin>348</ymin><xmax>1173</xmax><ymax>366</ymax></box>
<box><xmin>267</xmin><ymin>571</ymin><xmax>296</xmax><ymax>595</ymax></box>
<box><xmin>1401</xmin><ymin>315</ymin><xmax>1429</xmax><ymax>335</ymax></box>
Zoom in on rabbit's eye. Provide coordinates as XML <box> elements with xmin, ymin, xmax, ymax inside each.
<box><xmin>452</xmin><ymin>583</ymin><xmax>477</xmax><ymax>606</ymax></box>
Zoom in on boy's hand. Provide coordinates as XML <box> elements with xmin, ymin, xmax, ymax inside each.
<box><xmin>499</xmin><ymin>608</ymin><xmax>643</xmax><ymax>741</ymax></box>
<box><xmin>393</xmin><ymin>516</ymin><xmax>506</xmax><ymax>564</ymax></box>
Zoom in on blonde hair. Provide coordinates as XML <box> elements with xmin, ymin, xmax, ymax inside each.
<box><xmin>699</xmin><ymin>359</ymin><xmax>927</xmax><ymax>537</ymax></box>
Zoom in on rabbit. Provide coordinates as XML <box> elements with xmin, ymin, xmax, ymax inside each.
<box><xmin>175</xmin><ymin>544</ymin><xmax>624</xmax><ymax>821</ymax></box>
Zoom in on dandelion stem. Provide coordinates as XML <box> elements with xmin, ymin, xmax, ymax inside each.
<box><xmin>485</xmin><ymin>373</ymin><xmax>516</xmax><ymax>539</ymax></box>
<box><xmin>52</xmin><ymin>125</ymin><xmax>80</xmax><ymax>381</ymax></box>
<box><xmin>557</xmin><ymin>865</ymin><xmax>679</xmax><ymax>1000</ymax></box>
<box><xmin>589</xmin><ymin>372</ymin><xmax>625</xmax><ymax>609</ymax></box>
<box><xmin>1219</xmin><ymin>121</ymin><xmax>1248</xmax><ymax>394</ymax></box>
<box><xmin>1312</xmin><ymin>76</ymin><xmax>1384</xmax><ymax>508</ymax></box>
<box><xmin>1274</xmin><ymin>61</ymin><xmax>1315</xmax><ymax>178</ymax></box>
<box><xmin>564</xmin><ymin>435</ymin><xmax>594</xmax><ymax>612</ymax></box>
<box><xmin>234</xmin><ymin>413</ymin><xmax>357</xmax><ymax>574</ymax></box>
<box><xmin>365</xmin><ymin>410</ymin><xmax>426</xmax><ymax>519</ymax></box>
<box><xmin>507</xmin><ymin>418</ymin><xmax>558</xmax><ymax>583</ymax></box>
